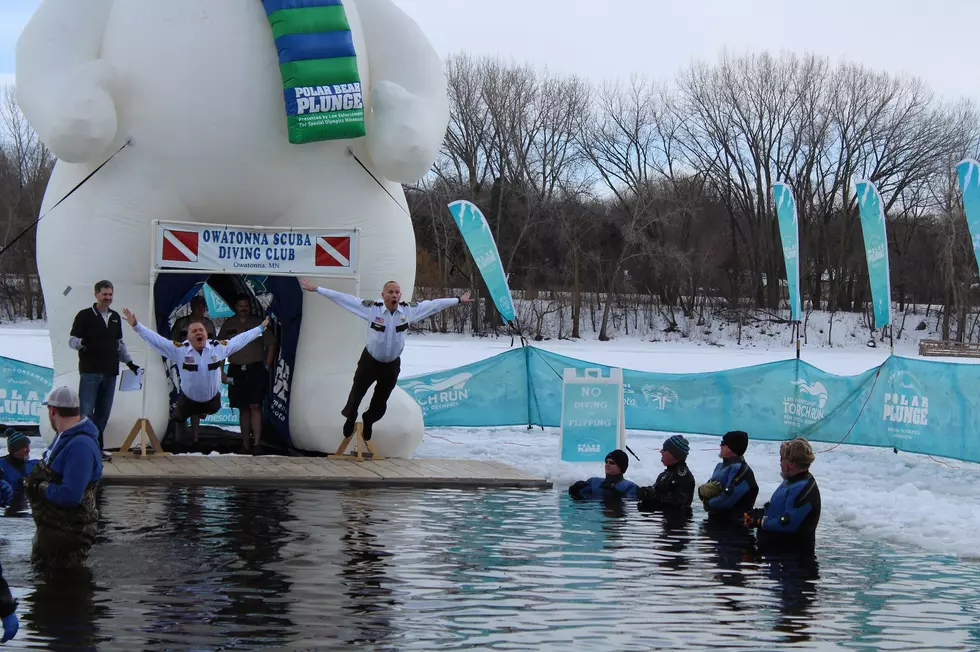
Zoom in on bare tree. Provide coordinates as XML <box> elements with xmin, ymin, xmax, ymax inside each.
<box><xmin>0</xmin><ymin>85</ymin><xmax>53</xmax><ymax>320</ymax></box>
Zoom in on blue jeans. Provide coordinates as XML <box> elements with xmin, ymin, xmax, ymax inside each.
<box><xmin>78</xmin><ymin>373</ymin><xmax>115</xmax><ymax>450</ymax></box>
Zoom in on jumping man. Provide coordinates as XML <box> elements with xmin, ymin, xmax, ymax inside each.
<box><xmin>300</xmin><ymin>279</ymin><xmax>471</xmax><ymax>440</ymax></box>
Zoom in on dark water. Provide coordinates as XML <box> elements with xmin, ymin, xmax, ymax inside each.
<box><xmin>2</xmin><ymin>486</ymin><xmax>979</xmax><ymax>651</ymax></box>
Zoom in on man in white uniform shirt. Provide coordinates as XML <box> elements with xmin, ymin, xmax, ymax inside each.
<box><xmin>300</xmin><ymin>279</ymin><xmax>470</xmax><ymax>440</ymax></box>
<box><xmin>122</xmin><ymin>308</ymin><xmax>269</xmax><ymax>443</ymax></box>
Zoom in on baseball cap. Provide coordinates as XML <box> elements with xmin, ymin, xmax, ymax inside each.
<box><xmin>42</xmin><ymin>386</ymin><xmax>80</xmax><ymax>408</ymax></box>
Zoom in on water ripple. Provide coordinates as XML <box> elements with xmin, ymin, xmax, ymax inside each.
<box><xmin>0</xmin><ymin>486</ymin><xmax>978</xmax><ymax>651</ymax></box>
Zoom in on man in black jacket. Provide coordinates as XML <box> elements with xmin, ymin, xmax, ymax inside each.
<box><xmin>69</xmin><ymin>280</ymin><xmax>140</xmax><ymax>458</ymax></box>
<box><xmin>637</xmin><ymin>435</ymin><xmax>696</xmax><ymax>513</ymax></box>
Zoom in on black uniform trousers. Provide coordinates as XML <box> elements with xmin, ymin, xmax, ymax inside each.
<box><xmin>342</xmin><ymin>348</ymin><xmax>401</xmax><ymax>426</ymax></box>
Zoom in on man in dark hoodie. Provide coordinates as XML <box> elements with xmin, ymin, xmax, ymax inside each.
<box><xmin>568</xmin><ymin>449</ymin><xmax>638</xmax><ymax>500</ymax></box>
<box><xmin>697</xmin><ymin>430</ymin><xmax>759</xmax><ymax>523</ymax></box>
<box><xmin>0</xmin><ymin>559</ymin><xmax>17</xmax><ymax>643</ymax></box>
<box><xmin>25</xmin><ymin>386</ymin><xmax>103</xmax><ymax>570</ymax></box>
<box><xmin>745</xmin><ymin>437</ymin><xmax>821</xmax><ymax>550</ymax></box>
<box><xmin>637</xmin><ymin>435</ymin><xmax>696</xmax><ymax>513</ymax></box>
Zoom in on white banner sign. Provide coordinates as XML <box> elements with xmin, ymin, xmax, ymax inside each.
<box><xmin>153</xmin><ymin>221</ymin><xmax>358</xmax><ymax>277</ymax></box>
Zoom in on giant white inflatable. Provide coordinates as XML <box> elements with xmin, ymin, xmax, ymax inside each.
<box><xmin>16</xmin><ymin>0</ymin><xmax>450</xmax><ymax>456</ymax></box>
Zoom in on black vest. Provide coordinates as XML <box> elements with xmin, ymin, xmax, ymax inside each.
<box><xmin>70</xmin><ymin>305</ymin><xmax>125</xmax><ymax>376</ymax></box>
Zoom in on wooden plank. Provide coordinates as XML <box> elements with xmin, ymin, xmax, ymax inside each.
<box><xmin>96</xmin><ymin>454</ymin><xmax>550</xmax><ymax>488</ymax></box>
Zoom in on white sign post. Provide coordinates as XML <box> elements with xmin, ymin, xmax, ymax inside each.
<box><xmin>559</xmin><ymin>367</ymin><xmax>626</xmax><ymax>463</ymax></box>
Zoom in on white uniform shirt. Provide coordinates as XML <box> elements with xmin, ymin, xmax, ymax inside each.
<box><xmin>134</xmin><ymin>322</ymin><xmax>265</xmax><ymax>402</ymax></box>
<box><xmin>316</xmin><ymin>287</ymin><xmax>459</xmax><ymax>363</ymax></box>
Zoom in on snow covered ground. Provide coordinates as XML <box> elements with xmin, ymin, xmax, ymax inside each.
<box><xmin>5</xmin><ymin>320</ymin><xmax>980</xmax><ymax>561</ymax></box>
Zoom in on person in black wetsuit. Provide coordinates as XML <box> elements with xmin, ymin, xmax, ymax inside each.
<box><xmin>637</xmin><ymin>435</ymin><xmax>696</xmax><ymax>514</ymax></box>
<box><xmin>745</xmin><ymin>437</ymin><xmax>821</xmax><ymax>550</ymax></box>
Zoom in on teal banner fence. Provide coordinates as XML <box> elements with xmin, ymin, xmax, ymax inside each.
<box><xmin>0</xmin><ymin>357</ymin><xmax>55</xmax><ymax>425</ymax></box>
<box><xmin>0</xmin><ymin>356</ymin><xmax>238</xmax><ymax>428</ymax></box>
<box><xmin>854</xmin><ymin>179</ymin><xmax>892</xmax><ymax>328</ymax></box>
<box><xmin>5</xmin><ymin>346</ymin><xmax>978</xmax><ymax>464</ymax></box>
<box><xmin>398</xmin><ymin>346</ymin><xmax>980</xmax><ymax>465</ymax></box>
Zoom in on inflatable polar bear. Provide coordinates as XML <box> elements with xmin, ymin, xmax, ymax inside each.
<box><xmin>16</xmin><ymin>0</ymin><xmax>450</xmax><ymax>456</ymax></box>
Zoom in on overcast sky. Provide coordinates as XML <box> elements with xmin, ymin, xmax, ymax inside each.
<box><xmin>1</xmin><ymin>0</ymin><xmax>977</xmax><ymax>103</ymax></box>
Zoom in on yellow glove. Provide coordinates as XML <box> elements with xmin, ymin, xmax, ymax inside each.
<box><xmin>698</xmin><ymin>480</ymin><xmax>724</xmax><ymax>502</ymax></box>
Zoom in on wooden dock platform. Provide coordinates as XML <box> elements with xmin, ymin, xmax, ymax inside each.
<box><xmin>101</xmin><ymin>454</ymin><xmax>552</xmax><ymax>489</ymax></box>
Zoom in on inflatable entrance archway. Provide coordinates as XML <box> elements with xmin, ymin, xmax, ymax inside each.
<box><xmin>136</xmin><ymin>220</ymin><xmax>367</xmax><ymax>453</ymax></box>
<box><xmin>152</xmin><ymin>271</ymin><xmax>304</xmax><ymax>450</ymax></box>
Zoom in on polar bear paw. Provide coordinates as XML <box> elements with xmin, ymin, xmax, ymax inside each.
<box><xmin>366</xmin><ymin>80</ymin><xmax>436</xmax><ymax>184</ymax></box>
<box><xmin>33</xmin><ymin>63</ymin><xmax>119</xmax><ymax>163</ymax></box>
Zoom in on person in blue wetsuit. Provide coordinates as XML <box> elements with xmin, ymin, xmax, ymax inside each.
<box><xmin>745</xmin><ymin>438</ymin><xmax>821</xmax><ymax>549</ymax></box>
<box><xmin>0</xmin><ymin>558</ymin><xmax>17</xmax><ymax>643</ymax></box>
<box><xmin>0</xmin><ymin>430</ymin><xmax>39</xmax><ymax>493</ymax></box>
<box><xmin>697</xmin><ymin>430</ymin><xmax>758</xmax><ymax>523</ymax></box>
<box><xmin>568</xmin><ymin>449</ymin><xmax>638</xmax><ymax>500</ymax></box>
<box><xmin>0</xmin><ymin>430</ymin><xmax>39</xmax><ymax>515</ymax></box>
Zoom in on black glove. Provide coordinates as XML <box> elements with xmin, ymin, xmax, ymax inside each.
<box><xmin>744</xmin><ymin>508</ymin><xmax>765</xmax><ymax>529</ymax></box>
<box><xmin>26</xmin><ymin>480</ymin><xmax>48</xmax><ymax>503</ymax></box>
<box><xmin>568</xmin><ymin>480</ymin><xmax>588</xmax><ymax>499</ymax></box>
<box><xmin>636</xmin><ymin>486</ymin><xmax>653</xmax><ymax>503</ymax></box>
<box><xmin>126</xmin><ymin>361</ymin><xmax>140</xmax><ymax>374</ymax></box>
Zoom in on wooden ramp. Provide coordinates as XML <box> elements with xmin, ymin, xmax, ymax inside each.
<box><xmin>101</xmin><ymin>455</ymin><xmax>552</xmax><ymax>489</ymax></box>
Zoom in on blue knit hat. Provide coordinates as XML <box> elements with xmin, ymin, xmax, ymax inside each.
<box><xmin>663</xmin><ymin>435</ymin><xmax>690</xmax><ymax>461</ymax></box>
<box><xmin>6</xmin><ymin>430</ymin><xmax>29</xmax><ymax>455</ymax></box>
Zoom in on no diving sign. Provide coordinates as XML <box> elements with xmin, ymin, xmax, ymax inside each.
<box><xmin>559</xmin><ymin>367</ymin><xmax>626</xmax><ymax>463</ymax></box>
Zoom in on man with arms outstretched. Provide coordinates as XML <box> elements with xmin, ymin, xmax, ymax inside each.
<box><xmin>300</xmin><ymin>279</ymin><xmax>470</xmax><ymax>440</ymax></box>
<box><xmin>122</xmin><ymin>309</ymin><xmax>269</xmax><ymax>444</ymax></box>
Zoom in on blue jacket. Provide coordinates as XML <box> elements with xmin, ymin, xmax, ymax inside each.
<box><xmin>758</xmin><ymin>472</ymin><xmax>821</xmax><ymax>545</ymax></box>
<box><xmin>43</xmin><ymin>418</ymin><xmax>102</xmax><ymax>508</ymax></box>
<box><xmin>704</xmin><ymin>456</ymin><xmax>758</xmax><ymax>517</ymax></box>
<box><xmin>0</xmin><ymin>455</ymin><xmax>39</xmax><ymax>492</ymax></box>
<box><xmin>569</xmin><ymin>475</ymin><xmax>638</xmax><ymax>501</ymax></box>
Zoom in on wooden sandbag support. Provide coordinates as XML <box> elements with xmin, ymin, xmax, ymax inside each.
<box><xmin>329</xmin><ymin>422</ymin><xmax>384</xmax><ymax>462</ymax></box>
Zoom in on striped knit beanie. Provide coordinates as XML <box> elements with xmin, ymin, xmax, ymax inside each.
<box><xmin>6</xmin><ymin>430</ymin><xmax>29</xmax><ymax>455</ymax></box>
<box><xmin>663</xmin><ymin>435</ymin><xmax>690</xmax><ymax>461</ymax></box>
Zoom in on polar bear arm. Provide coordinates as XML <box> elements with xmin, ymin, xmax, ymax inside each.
<box><xmin>15</xmin><ymin>0</ymin><xmax>117</xmax><ymax>162</ymax></box>
<box><xmin>16</xmin><ymin>0</ymin><xmax>112</xmax><ymax>83</ymax></box>
<box><xmin>357</xmin><ymin>0</ymin><xmax>449</xmax><ymax>183</ymax></box>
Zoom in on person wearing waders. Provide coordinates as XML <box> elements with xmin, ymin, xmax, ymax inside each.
<box><xmin>25</xmin><ymin>386</ymin><xmax>102</xmax><ymax>570</ymax></box>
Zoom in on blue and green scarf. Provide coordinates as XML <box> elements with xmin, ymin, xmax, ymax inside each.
<box><xmin>263</xmin><ymin>0</ymin><xmax>366</xmax><ymax>144</ymax></box>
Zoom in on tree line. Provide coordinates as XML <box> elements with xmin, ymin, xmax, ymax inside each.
<box><xmin>2</xmin><ymin>51</ymin><xmax>979</xmax><ymax>342</ymax></box>
<box><xmin>410</xmin><ymin>51</ymin><xmax>980</xmax><ymax>341</ymax></box>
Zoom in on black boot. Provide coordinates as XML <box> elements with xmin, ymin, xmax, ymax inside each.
<box><xmin>362</xmin><ymin>421</ymin><xmax>373</xmax><ymax>441</ymax></box>
<box><xmin>342</xmin><ymin>417</ymin><xmax>356</xmax><ymax>438</ymax></box>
